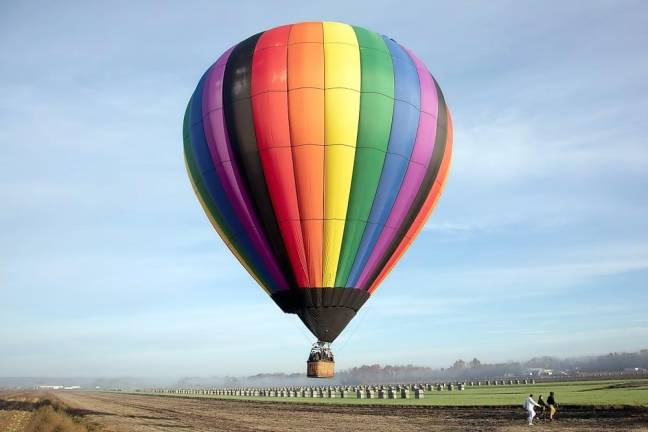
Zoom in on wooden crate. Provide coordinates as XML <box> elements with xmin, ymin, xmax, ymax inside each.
<box><xmin>307</xmin><ymin>360</ymin><xmax>335</xmax><ymax>378</ymax></box>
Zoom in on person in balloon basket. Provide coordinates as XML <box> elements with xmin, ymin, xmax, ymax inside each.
<box><xmin>547</xmin><ymin>391</ymin><xmax>559</xmax><ymax>421</ymax></box>
<box><xmin>523</xmin><ymin>394</ymin><xmax>541</xmax><ymax>426</ymax></box>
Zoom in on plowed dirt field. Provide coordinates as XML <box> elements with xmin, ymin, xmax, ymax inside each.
<box><xmin>52</xmin><ymin>391</ymin><xmax>648</xmax><ymax>431</ymax></box>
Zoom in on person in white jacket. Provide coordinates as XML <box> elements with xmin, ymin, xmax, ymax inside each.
<box><xmin>524</xmin><ymin>394</ymin><xmax>541</xmax><ymax>426</ymax></box>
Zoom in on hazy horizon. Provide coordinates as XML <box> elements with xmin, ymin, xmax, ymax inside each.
<box><xmin>2</xmin><ymin>347</ymin><xmax>646</xmax><ymax>385</ymax></box>
<box><xmin>2</xmin><ymin>0</ymin><xmax>647</xmax><ymax>377</ymax></box>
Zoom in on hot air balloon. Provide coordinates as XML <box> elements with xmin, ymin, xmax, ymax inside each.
<box><xmin>183</xmin><ymin>21</ymin><xmax>452</xmax><ymax>378</ymax></box>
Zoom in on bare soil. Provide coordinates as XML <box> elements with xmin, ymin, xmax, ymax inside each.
<box><xmin>51</xmin><ymin>391</ymin><xmax>648</xmax><ymax>432</ymax></box>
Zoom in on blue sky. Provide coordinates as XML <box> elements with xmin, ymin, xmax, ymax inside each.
<box><xmin>1</xmin><ymin>0</ymin><xmax>647</xmax><ymax>377</ymax></box>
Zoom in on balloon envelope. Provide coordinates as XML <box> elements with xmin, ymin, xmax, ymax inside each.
<box><xmin>183</xmin><ymin>22</ymin><xmax>452</xmax><ymax>342</ymax></box>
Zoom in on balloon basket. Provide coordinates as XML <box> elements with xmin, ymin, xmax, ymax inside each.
<box><xmin>306</xmin><ymin>341</ymin><xmax>335</xmax><ymax>378</ymax></box>
<box><xmin>307</xmin><ymin>360</ymin><xmax>335</xmax><ymax>378</ymax></box>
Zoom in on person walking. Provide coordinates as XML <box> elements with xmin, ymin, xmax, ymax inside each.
<box><xmin>537</xmin><ymin>394</ymin><xmax>547</xmax><ymax>420</ymax></box>
<box><xmin>524</xmin><ymin>394</ymin><xmax>541</xmax><ymax>426</ymax></box>
<box><xmin>547</xmin><ymin>391</ymin><xmax>559</xmax><ymax>421</ymax></box>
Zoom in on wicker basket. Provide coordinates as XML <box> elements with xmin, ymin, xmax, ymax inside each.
<box><xmin>307</xmin><ymin>360</ymin><xmax>335</xmax><ymax>378</ymax></box>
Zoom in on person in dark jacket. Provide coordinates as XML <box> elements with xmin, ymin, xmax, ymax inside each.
<box><xmin>547</xmin><ymin>391</ymin><xmax>558</xmax><ymax>420</ymax></box>
<box><xmin>537</xmin><ymin>394</ymin><xmax>547</xmax><ymax>419</ymax></box>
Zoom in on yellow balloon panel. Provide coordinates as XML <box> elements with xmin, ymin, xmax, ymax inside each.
<box><xmin>322</xmin><ymin>219</ymin><xmax>346</xmax><ymax>286</ymax></box>
<box><xmin>322</xmin><ymin>22</ymin><xmax>361</xmax><ymax>287</ymax></box>
<box><xmin>321</xmin><ymin>22</ymin><xmax>360</xmax><ymax>287</ymax></box>
<box><xmin>324</xmin><ymin>89</ymin><xmax>360</xmax><ymax>144</ymax></box>
<box><xmin>323</xmin><ymin>24</ymin><xmax>361</xmax><ymax>90</ymax></box>
<box><xmin>323</xmin><ymin>144</ymin><xmax>357</xmax><ymax>286</ymax></box>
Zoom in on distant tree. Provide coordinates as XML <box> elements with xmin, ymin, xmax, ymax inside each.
<box><xmin>469</xmin><ymin>358</ymin><xmax>481</xmax><ymax>369</ymax></box>
<box><xmin>452</xmin><ymin>359</ymin><xmax>466</xmax><ymax>370</ymax></box>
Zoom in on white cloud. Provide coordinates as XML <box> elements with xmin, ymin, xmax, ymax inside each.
<box><xmin>452</xmin><ymin>111</ymin><xmax>648</xmax><ymax>187</ymax></box>
<box><xmin>382</xmin><ymin>239</ymin><xmax>648</xmax><ymax>302</ymax></box>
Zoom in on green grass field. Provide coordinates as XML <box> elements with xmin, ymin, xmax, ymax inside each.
<box><xmin>138</xmin><ymin>379</ymin><xmax>648</xmax><ymax>407</ymax></box>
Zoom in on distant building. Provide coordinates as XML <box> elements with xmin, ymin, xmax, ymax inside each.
<box><xmin>624</xmin><ymin>367</ymin><xmax>648</xmax><ymax>374</ymax></box>
<box><xmin>526</xmin><ymin>368</ymin><xmax>553</xmax><ymax>376</ymax></box>
<box><xmin>36</xmin><ymin>385</ymin><xmax>81</xmax><ymax>390</ymax></box>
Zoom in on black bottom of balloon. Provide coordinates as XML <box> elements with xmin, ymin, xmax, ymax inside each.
<box><xmin>272</xmin><ymin>288</ymin><xmax>370</xmax><ymax>342</ymax></box>
<box><xmin>297</xmin><ymin>307</ymin><xmax>356</xmax><ymax>343</ymax></box>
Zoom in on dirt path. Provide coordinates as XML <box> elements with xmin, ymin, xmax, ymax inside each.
<box><xmin>54</xmin><ymin>391</ymin><xmax>648</xmax><ymax>432</ymax></box>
